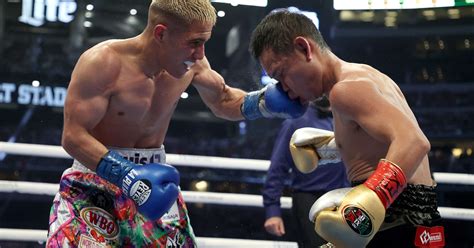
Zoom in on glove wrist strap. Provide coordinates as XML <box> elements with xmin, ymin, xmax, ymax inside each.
<box><xmin>96</xmin><ymin>150</ymin><xmax>133</xmax><ymax>187</ymax></box>
<box><xmin>241</xmin><ymin>89</ymin><xmax>265</xmax><ymax>120</ymax></box>
<box><xmin>364</xmin><ymin>159</ymin><xmax>407</xmax><ymax>209</ymax></box>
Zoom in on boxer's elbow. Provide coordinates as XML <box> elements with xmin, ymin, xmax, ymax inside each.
<box><xmin>419</xmin><ymin>135</ymin><xmax>431</xmax><ymax>156</ymax></box>
<box><xmin>61</xmin><ymin>130</ymin><xmax>75</xmax><ymax>155</ymax></box>
<box><xmin>61</xmin><ymin>127</ymin><xmax>85</xmax><ymax>155</ymax></box>
<box><xmin>412</xmin><ymin>132</ymin><xmax>431</xmax><ymax>156</ymax></box>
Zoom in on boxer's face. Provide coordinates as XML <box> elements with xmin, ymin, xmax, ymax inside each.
<box><xmin>260</xmin><ymin>47</ymin><xmax>321</xmax><ymax>104</ymax></box>
<box><xmin>158</xmin><ymin>21</ymin><xmax>213</xmax><ymax>77</ymax></box>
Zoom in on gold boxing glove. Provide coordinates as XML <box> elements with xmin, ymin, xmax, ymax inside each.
<box><xmin>309</xmin><ymin>159</ymin><xmax>407</xmax><ymax>248</ymax></box>
<box><xmin>289</xmin><ymin>127</ymin><xmax>341</xmax><ymax>173</ymax></box>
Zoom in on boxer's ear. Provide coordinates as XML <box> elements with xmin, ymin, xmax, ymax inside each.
<box><xmin>154</xmin><ymin>24</ymin><xmax>168</xmax><ymax>41</ymax></box>
<box><xmin>294</xmin><ymin>37</ymin><xmax>312</xmax><ymax>61</ymax></box>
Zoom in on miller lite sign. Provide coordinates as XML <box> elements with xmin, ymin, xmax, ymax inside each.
<box><xmin>19</xmin><ymin>0</ymin><xmax>77</xmax><ymax>27</ymax></box>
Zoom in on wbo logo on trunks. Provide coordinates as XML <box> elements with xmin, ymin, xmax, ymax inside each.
<box><xmin>80</xmin><ymin>207</ymin><xmax>119</xmax><ymax>240</ymax></box>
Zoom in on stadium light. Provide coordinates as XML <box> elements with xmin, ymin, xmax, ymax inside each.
<box><xmin>333</xmin><ymin>0</ymin><xmax>457</xmax><ymax>10</ymax></box>
<box><xmin>211</xmin><ymin>0</ymin><xmax>267</xmax><ymax>7</ymax></box>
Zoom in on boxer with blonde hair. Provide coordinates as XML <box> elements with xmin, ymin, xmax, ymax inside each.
<box><xmin>46</xmin><ymin>1</ymin><xmax>306</xmax><ymax>247</ymax></box>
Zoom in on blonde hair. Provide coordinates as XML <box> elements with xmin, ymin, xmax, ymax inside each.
<box><xmin>148</xmin><ymin>0</ymin><xmax>216</xmax><ymax>27</ymax></box>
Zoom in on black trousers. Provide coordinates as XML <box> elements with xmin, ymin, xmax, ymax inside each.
<box><xmin>367</xmin><ymin>223</ymin><xmax>417</xmax><ymax>248</ymax></box>
<box><xmin>291</xmin><ymin>191</ymin><xmax>327</xmax><ymax>248</ymax></box>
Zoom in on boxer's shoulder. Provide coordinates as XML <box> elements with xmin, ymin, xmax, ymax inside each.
<box><xmin>78</xmin><ymin>44</ymin><xmax>121</xmax><ymax>70</ymax></box>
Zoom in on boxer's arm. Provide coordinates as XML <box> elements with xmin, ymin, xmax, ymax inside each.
<box><xmin>192</xmin><ymin>57</ymin><xmax>306</xmax><ymax>121</ymax></box>
<box><xmin>329</xmin><ymin>79</ymin><xmax>430</xmax><ymax>178</ymax></box>
<box><xmin>191</xmin><ymin>57</ymin><xmax>247</xmax><ymax>121</ymax></box>
<box><xmin>62</xmin><ymin>47</ymin><xmax>118</xmax><ymax>170</ymax></box>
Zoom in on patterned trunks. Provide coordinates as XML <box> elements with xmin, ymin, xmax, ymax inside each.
<box><xmin>352</xmin><ymin>180</ymin><xmax>441</xmax><ymax>228</ymax></box>
<box><xmin>46</xmin><ymin>147</ymin><xmax>196</xmax><ymax>247</ymax></box>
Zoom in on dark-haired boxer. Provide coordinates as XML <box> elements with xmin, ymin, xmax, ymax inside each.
<box><xmin>250</xmin><ymin>9</ymin><xmax>443</xmax><ymax>248</ymax></box>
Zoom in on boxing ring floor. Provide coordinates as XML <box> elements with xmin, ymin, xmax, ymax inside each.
<box><xmin>0</xmin><ymin>142</ymin><xmax>473</xmax><ymax>247</ymax></box>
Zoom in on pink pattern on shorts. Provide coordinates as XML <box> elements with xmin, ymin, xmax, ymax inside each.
<box><xmin>47</xmin><ymin>170</ymin><xmax>196</xmax><ymax>247</ymax></box>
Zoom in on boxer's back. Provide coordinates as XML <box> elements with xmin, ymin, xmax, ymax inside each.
<box><xmin>332</xmin><ymin>63</ymin><xmax>433</xmax><ymax>185</ymax></box>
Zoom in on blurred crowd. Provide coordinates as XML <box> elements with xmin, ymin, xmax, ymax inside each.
<box><xmin>1</xmin><ymin>14</ymin><xmax>473</xmax><ymax>248</ymax></box>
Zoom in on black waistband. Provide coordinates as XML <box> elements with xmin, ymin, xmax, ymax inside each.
<box><xmin>352</xmin><ymin>181</ymin><xmax>441</xmax><ymax>226</ymax></box>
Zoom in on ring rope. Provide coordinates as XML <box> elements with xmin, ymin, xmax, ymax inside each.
<box><xmin>0</xmin><ymin>142</ymin><xmax>473</xmax><ymax>185</ymax></box>
<box><xmin>0</xmin><ymin>180</ymin><xmax>472</xmax><ymax>221</ymax></box>
<box><xmin>0</xmin><ymin>228</ymin><xmax>298</xmax><ymax>248</ymax></box>
<box><xmin>0</xmin><ymin>141</ymin><xmax>270</xmax><ymax>170</ymax></box>
<box><xmin>0</xmin><ymin>141</ymin><xmax>473</xmax><ymax>246</ymax></box>
<box><xmin>0</xmin><ymin>180</ymin><xmax>291</xmax><ymax>207</ymax></box>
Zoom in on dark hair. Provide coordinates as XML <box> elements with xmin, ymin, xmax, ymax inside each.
<box><xmin>250</xmin><ymin>8</ymin><xmax>329</xmax><ymax>60</ymax></box>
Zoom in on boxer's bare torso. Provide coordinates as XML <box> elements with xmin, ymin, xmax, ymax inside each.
<box><xmin>331</xmin><ymin>63</ymin><xmax>433</xmax><ymax>185</ymax></box>
<box><xmin>88</xmin><ymin>40</ymin><xmax>192</xmax><ymax>148</ymax></box>
<box><xmin>63</xmin><ymin>39</ymin><xmax>194</xmax><ymax>167</ymax></box>
<box><xmin>62</xmin><ymin>24</ymin><xmax>246</xmax><ymax>170</ymax></box>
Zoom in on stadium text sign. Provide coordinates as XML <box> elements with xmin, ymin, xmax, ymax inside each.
<box><xmin>0</xmin><ymin>82</ymin><xmax>66</xmax><ymax>107</ymax></box>
<box><xmin>19</xmin><ymin>0</ymin><xmax>77</xmax><ymax>27</ymax></box>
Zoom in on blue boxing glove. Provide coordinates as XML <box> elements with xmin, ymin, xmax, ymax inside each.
<box><xmin>96</xmin><ymin>150</ymin><xmax>180</xmax><ymax>221</ymax></box>
<box><xmin>241</xmin><ymin>82</ymin><xmax>306</xmax><ymax>120</ymax></box>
